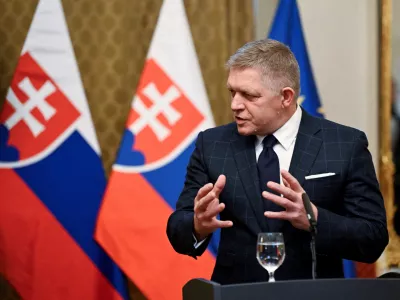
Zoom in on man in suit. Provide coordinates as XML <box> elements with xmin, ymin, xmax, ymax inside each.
<box><xmin>166</xmin><ymin>39</ymin><xmax>388</xmax><ymax>284</ymax></box>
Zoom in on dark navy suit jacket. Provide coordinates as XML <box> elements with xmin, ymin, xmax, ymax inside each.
<box><xmin>167</xmin><ymin>109</ymin><xmax>388</xmax><ymax>284</ymax></box>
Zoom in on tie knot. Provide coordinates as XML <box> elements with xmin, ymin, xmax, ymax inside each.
<box><xmin>262</xmin><ymin>135</ymin><xmax>277</xmax><ymax>148</ymax></box>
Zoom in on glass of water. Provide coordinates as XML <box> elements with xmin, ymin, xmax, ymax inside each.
<box><xmin>256</xmin><ymin>232</ymin><xmax>285</xmax><ymax>282</ymax></box>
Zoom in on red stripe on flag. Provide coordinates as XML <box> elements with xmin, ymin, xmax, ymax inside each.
<box><xmin>95</xmin><ymin>171</ymin><xmax>215</xmax><ymax>300</ymax></box>
<box><xmin>0</xmin><ymin>169</ymin><xmax>123</xmax><ymax>300</ymax></box>
<box><xmin>356</xmin><ymin>262</ymin><xmax>376</xmax><ymax>278</ymax></box>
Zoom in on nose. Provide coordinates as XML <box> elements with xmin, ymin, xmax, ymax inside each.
<box><xmin>231</xmin><ymin>94</ymin><xmax>245</xmax><ymax>111</ymax></box>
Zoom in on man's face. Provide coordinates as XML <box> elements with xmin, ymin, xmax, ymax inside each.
<box><xmin>228</xmin><ymin>67</ymin><xmax>283</xmax><ymax>136</ymax></box>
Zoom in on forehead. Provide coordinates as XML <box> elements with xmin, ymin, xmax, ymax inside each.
<box><xmin>227</xmin><ymin>67</ymin><xmax>264</xmax><ymax>90</ymax></box>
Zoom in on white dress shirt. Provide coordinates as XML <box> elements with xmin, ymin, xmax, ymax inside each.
<box><xmin>193</xmin><ymin>106</ymin><xmax>303</xmax><ymax>248</ymax></box>
<box><xmin>255</xmin><ymin>104</ymin><xmax>302</xmax><ymax>183</ymax></box>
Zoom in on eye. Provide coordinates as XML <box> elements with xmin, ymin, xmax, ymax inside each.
<box><xmin>229</xmin><ymin>90</ymin><xmax>236</xmax><ymax>98</ymax></box>
<box><xmin>244</xmin><ymin>93</ymin><xmax>256</xmax><ymax>100</ymax></box>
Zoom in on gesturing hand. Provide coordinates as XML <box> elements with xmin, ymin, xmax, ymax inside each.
<box><xmin>194</xmin><ymin>175</ymin><xmax>233</xmax><ymax>241</ymax></box>
<box><xmin>262</xmin><ymin>170</ymin><xmax>318</xmax><ymax>231</ymax></box>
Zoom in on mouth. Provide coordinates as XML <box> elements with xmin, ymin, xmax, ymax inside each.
<box><xmin>235</xmin><ymin>116</ymin><xmax>247</xmax><ymax>124</ymax></box>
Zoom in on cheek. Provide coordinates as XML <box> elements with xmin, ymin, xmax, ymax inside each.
<box><xmin>245</xmin><ymin>104</ymin><xmax>259</xmax><ymax>116</ymax></box>
<box><xmin>250</xmin><ymin>106</ymin><xmax>266</xmax><ymax>117</ymax></box>
<box><xmin>252</xmin><ymin>108</ymin><xmax>274</xmax><ymax>125</ymax></box>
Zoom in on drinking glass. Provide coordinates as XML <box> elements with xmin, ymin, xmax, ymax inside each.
<box><xmin>256</xmin><ymin>232</ymin><xmax>285</xmax><ymax>282</ymax></box>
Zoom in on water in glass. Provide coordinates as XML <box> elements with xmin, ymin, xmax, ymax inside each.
<box><xmin>256</xmin><ymin>233</ymin><xmax>285</xmax><ymax>282</ymax></box>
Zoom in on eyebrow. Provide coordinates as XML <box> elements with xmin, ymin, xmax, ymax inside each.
<box><xmin>227</xmin><ymin>85</ymin><xmax>259</xmax><ymax>95</ymax></box>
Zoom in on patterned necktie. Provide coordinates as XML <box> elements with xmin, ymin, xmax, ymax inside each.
<box><xmin>257</xmin><ymin>135</ymin><xmax>280</xmax><ymax>212</ymax></box>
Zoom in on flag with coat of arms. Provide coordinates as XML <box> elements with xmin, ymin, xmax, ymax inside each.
<box><xmin>95</xmin><ymin>0</ymin><xmax>218</xmax><ymax>299</ymax></box>
<box><xmin>0</xmin><ymin>0</ymin><xmax>128</xmax><ymax>299</ymax></box>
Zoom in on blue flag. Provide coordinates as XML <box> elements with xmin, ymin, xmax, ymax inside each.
<box><xmin>268</xmin><ymin>0</ymin><xmax>356</xmax><ymax>278</ymax></box>
<box><xmin>268</xmin><ymin>0</ymin><xmax>323</xmax><ymax>118</ymax></box>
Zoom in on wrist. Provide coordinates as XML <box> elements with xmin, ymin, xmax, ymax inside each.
<box><xmin>193</xmin><ymin>216</ymin><xmax>208</xmax><ymax>241</ymax></box>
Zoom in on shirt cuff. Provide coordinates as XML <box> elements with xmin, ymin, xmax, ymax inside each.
<box><xmin>193</xmin><ymin>232</ymin><xmax>207</xmax><ymax>249</ymax></box>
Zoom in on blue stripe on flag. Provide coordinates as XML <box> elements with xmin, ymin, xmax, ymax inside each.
<box><xmin>343</xmin><ymin>259</ymin><xmax>357</xmax><ymax>278</ymax></box>
<box><xmin>15</xmin><ymin>131</ymin><xmax>129</xmax><ymax>299</ymax></box>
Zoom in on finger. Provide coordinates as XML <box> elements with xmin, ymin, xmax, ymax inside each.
<box><xmin>195</xmin><ymin>183</ymin><xmax>214</xmax><ymax>202</ymax></box>
<box><xmin>196</xmin><ymin>190</ymin><xmax>217</xmax><ymax>212</ymax></box>
<box><xmin>214</xmin><ymin>219</ymin><xmax>233</xmax><ymax>228</ymax></box>
<box><xmin>264</xmin><ymin>211</ymin><xmax>290</xmax><ymax>220</ymax></box>
<box><xmin>266</xmin><ymin>181</ymin><xmax>298</xmax><ymax>202</ymax></box>
<box><xmin>281</xmin><ymin>170</ymin><xmax>303</xmax><ymax>193</ymax></box>
<box><xmin>203</xmin><ymin>202</ymin><xmax>226</xmax><ymax>219</ymax></box>
<box><xmin>262</xmin><ymin>191</ymin><xmax>295</xmax><ymax>210</ymax></box>
<box><xmin>212</xmin><ymin>175</ymin><xmax>226</xmax><ymax>198</ymax></box>
<box><xmin>282</xmin><ymin>177</ymin><xmax>290</xmax><ymax>188</ymax></box>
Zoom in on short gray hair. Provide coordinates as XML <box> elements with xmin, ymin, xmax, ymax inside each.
<box><xmin>225</xmin><ymin>39</ymin><xmax>300</xmax><ymax>98</ymax></box>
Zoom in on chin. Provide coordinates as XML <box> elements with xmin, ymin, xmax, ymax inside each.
<box><xmin>236</xmin><ymin>124</ymin><xmax>254</xmax><ymax>136</ymax></box>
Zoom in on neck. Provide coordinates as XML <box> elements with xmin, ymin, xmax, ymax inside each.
<box><xmin>265</xmin><ymin>105</ymin><xmax>298</xmax><ymax>135</ymax></box>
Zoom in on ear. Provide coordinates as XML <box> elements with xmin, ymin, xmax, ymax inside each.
<box><xmin>280</xmin><ymin>87</ymin><xmax>296</xmax><ymax>108</ymax></box>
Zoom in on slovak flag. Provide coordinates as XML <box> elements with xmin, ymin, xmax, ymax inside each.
<box><xmin>95</xmin><ymin>0</ymin><xmax>218</xmax><ymax>299</ymax></box>
<box><xmin>0</xmin><ymin>0</ymin><xmax>128</xmax><ymax>299</ymax></box>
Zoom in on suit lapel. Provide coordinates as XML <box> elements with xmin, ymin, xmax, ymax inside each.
<box><xmin>268</xmin><ymin>109</ymin><xmax>322</xmax><ymax>232</ymax></box>
<box><xmin>230</xmin><ymin>134</ymin><xmax>269</xmax><ymax>234</ymax></box>
<box><xmin>289</xmin><ymin>109</ymin><xmax>323</xmax><ymax>187</ymax></box>
<box><xmin>270</xmin><ymin>109</ymin><xmax>323</xmax><ymax>233</ymax></box>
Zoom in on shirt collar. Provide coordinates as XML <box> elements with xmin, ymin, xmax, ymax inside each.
<box><xmin>256</xmin><ymin>105</ymin><xmax>302</xmax><ymax>150</ymax></box>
